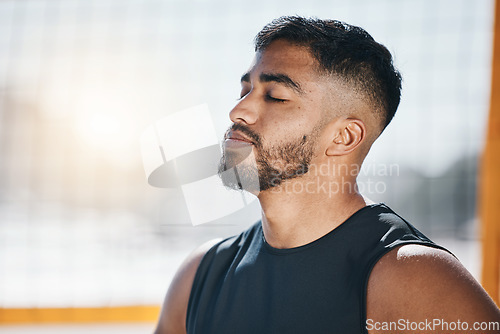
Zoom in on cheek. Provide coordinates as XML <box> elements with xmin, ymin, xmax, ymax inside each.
<box><xmin>259</xmin><ymin>100</ymin><xmax>323</xmax><ymax>142</ymax></box>
<box><xmin>260</xmin><ymin>123</ymin><xmax>310</xmax><ymax>148</ymax></box>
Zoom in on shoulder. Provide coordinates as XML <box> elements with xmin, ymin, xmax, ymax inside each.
<box><xmin>366</xmin><ymin>244</ymin><xmax>500</xmax><ymax>333</ymax></box>
<box><xmin>154</xmin><ymin>238</ymin><xmax>223</xmax><ymax>334</ymax></box>
<box><xmin>153</xmin><ymin>222</ymin><xmax>262</xmax><ymax>334</ymax></box>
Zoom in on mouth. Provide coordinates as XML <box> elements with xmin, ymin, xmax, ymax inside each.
<box><xmin>225</xmin><ymin>130</ymin><xmax>254</xmax><ymax>145</ymax></box>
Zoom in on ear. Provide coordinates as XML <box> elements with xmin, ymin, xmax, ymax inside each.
<box><xmin>325</xmin><ymin>118</ymin><xmax>366</xmax><ymax>156</ymax></box>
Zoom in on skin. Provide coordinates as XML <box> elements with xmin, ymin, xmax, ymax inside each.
<box><xmin>154</xmin><ymin>40</ymin><xmax>500</xmax><ymax>334</ymax></box>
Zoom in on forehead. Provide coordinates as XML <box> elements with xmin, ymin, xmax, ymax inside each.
<box><xmin>250</xmin><ymin>40</ymin><xmax>319</xmax><ymax>81</ymax></box>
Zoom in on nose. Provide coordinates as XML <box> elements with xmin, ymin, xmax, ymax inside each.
<box><xmin>229</xmin><ymin>95</ymin><xmax>259</xmax><ymax>125</ymax></box>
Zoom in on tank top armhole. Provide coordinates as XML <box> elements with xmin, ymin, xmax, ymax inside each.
<box><xmin>185</xmin><ymin>238</ymin><xmax>227</xmax><ymax>332</ymax></box>
<box><xmin>359</xmin><ymin>241</ymin><xmax>454</xmax><ymax>334</ymax></box>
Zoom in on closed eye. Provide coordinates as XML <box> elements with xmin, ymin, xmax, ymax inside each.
<box><xmin>237</xmin><ymin>93</ymin><xmax>287</xmax><ymax>103</ymax></box>
<box><xmin>237</xmin><ymin>91</ymin><xmax>249</xmax><ymax>101</ymax></box>
<box><xmin>265</xmin><ymin>94</ymin><xmax>287</xmax><ymax>103</ymax></box>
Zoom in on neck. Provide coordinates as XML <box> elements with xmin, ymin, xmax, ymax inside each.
<box><xmin>257</xmin><ymin>174</ymin><xmax>369</xmax><ymax>249</ymax></box>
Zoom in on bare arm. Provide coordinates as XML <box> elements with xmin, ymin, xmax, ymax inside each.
<box><xmin>154</xmin><ymin>239</ymin><xmax>222</xmax><ymax>334</ymax></box>
<box><xmin>367</xmin><ymin>244</ymin><xmax>500</xmax><ymax>334</ymax></box>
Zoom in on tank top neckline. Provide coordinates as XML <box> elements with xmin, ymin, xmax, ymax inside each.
<box><xmin>260</xmin><ymin>203</ymin><xmax>387</xmax><ymax>255</ymax></box>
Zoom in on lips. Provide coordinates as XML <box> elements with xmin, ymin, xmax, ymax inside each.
<box><xmin>226</xmin><ymin>130</ymin><xmax>254</xmax><ymax>144</ymax></box>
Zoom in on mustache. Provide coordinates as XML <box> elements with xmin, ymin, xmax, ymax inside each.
<box><xmin>225</xmin><ymin>123</ymin><xmax>261</xmax><ymax>145</ymax></box>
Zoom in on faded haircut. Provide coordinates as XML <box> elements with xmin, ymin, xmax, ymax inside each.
<box><xmin>255</xmin><ymin>16</ymin><xmax>402</xmax><ymax>131</ymax></box>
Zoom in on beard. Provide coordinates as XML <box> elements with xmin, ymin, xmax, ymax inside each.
<box><xmin>218</xmin><ymin>122</ymin><xmax>321</xmax><ymax>193</ymax></box>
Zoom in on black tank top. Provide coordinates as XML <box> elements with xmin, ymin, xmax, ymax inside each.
<box><xmin>186</xmin><ymin>203</ymin><xmax>449</xmax><ymax>334</ymax></box>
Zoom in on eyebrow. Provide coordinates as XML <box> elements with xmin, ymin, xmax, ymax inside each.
<box><xmin>240</xmin><ymin>72</ymin><xmax>304</xmax><ymax>95</ymax></box>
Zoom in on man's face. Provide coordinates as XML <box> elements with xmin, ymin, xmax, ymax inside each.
<box><xmin>219</xmin><ymin>40</ymin><xmax>330</xmax><ymax>192</ymax></box>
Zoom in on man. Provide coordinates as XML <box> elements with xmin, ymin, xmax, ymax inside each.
<box><xmin>155</xmin><ymin>16</ymin><xmax>500</xmax><ymax>334</ymax></box>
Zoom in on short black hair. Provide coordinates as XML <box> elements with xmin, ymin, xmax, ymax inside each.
<box><xmin>255</xmin><ymin>16</ymin><xmax>402</xmax><ymax>130</ymax></box>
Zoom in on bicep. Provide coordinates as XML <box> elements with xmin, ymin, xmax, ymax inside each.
<box><xmin>154</xmin><ymin>239</ymin><xmax>222</xmax><ymax>334</ymax></box>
